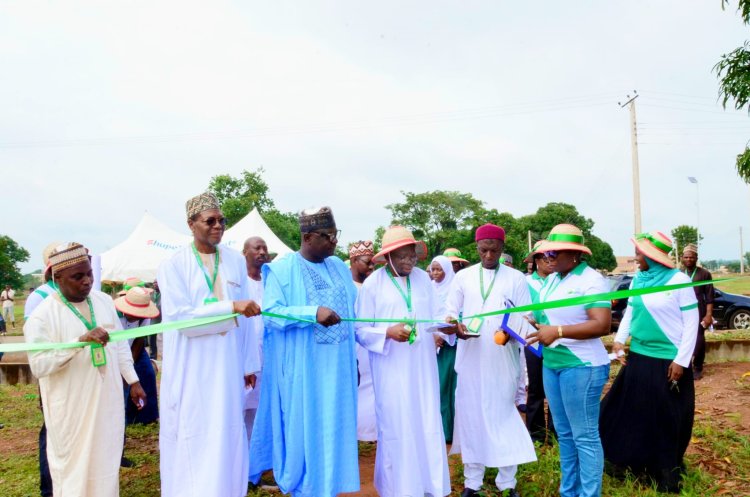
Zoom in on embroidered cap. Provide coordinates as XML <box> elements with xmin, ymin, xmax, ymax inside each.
<box><xmin>349</xmin><ymin>240</ymin><xmax>374</xmax><ymax>259</ymax></box>
<box><xmin>298</xmin><ymin>206</ymin><xmax>336</xmax><ymax>233</ymax></box>
<box><xmin>682</xmin><ymin>243</ymin><xmax>698</xmax><ymax>256</ymax></box>
<box><xmin>48</xmin><ymin>243</ymin><xmax>90</xmax><ymax>273</ymax></box>
<box><xmin>186</xmin><ymin>192</ymin><xmax>221</xmax><ymax>219</ymax></box>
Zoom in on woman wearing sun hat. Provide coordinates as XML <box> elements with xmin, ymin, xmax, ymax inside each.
<box><xmin>444</xmin><ymin>247</ymin><xmax>470</xmax><ymax>273</ymax></box>
<box><xmin>599</xmin><ymin>231</ymin><xmax>698</xmax><ymax>492</ymax></box>
<box><xmin>356</xmin><ymin>226</ymin><xmax>457</xmax><ymax>497</ymax></box>
<box><xmin>526</xmin><ymin>224</ymin><xmax>612</xmax><ymax>497</ymax></box>
<box><xmin>114</xmin><ymin>287</ymin><xmax>160</xmax><ymax>424</ymax></box>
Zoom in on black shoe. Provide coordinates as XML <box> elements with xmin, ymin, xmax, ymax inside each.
<box><xmin>501</xmin><ymin>489</ymin><xmax>521</xmax><ymax>497</ymax></box>
<box><xmin>120</xmin><ymin>456</ymin><xmax>134</xmax><ymax>468</ymax></box>
<box><xmin>694</xmin><ymin>370</ymin><xmax>704</xmax><ymax>380</ymax></box>
<box><xmin>517</xmin><ymin>403</ymin><xmax>527</xmax><ymax>413</ymax></box>
<box><xmin>461</xmin><ymin>489</ymin><xmax>479</xmax><ymax>497</ymax></box>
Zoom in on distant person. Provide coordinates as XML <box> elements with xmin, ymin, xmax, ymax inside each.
<box><xmin>349</xmin><ymin>240</ymin><xmax>378</xmax><ymax>443</ymax></box>
<box><xmin>444</xmin><ymin>247</ymin><xmax>469</xmax><ymax>273</ymax></box>
<box><xmin>681</xmin><ymin>243</ymin><xmax>714</xmax><ymax>380</ymax></box>
<box><xmin>241</xmin><ymin>236</ymin><xmax>269</xmax><ymax>457</ymax></box>
<box><xmin>1</xmin><ymin>285</ymin><xmax>16</xmax><ymax>330</ymax></box>
<box><xmin>600</xmin><ymin>232</ymin><xmax>698</xmax><ymax>492</ymax></box>
<box><xmin>501</xmin><ymin>253</ymin><xmax>514</xmax><ymax>267</ymax></box>
<box><xmin>24</xmin><ymin>242</ymin><xmax>146</xmax><ymax>496</ymax></box>
<box><xmin>429</xmin><ymin>255</ymin><xmax>458</xmax><ymax>444</ymax></box>
<box><xmin>114</xmin><ymin>287</ymin><xmax>160</xmax><ymax>425</ymax></box>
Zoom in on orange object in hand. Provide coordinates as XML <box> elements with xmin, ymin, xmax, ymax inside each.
<box><xmin>494</xmin><ymin>330</ymin><xmax>510</xmax><ymax>346</ymax></box>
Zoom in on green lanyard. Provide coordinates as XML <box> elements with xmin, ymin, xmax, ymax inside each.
<box><xmin>58</xmin><ymin>291</ymin><xmax>106</xmax><ymax>367</ymax></box>
<box><xmin>385</xmin><ymin>267</ymin><xmax>416</xmax><ymax>344</ymax></box>
<box><xmin>686</xmin><ymin>268</ymin><xmax>697</xmax><ymax>281</ymax></box>
<box><xmin>192</xmin><ymin>243</ymin><xmax>220</xmax><ymax>303</ymax></box>
<box><xmin>480</xmin><ymin>266</ymin><xmax>500</xmax><ymax>304</ymax></box>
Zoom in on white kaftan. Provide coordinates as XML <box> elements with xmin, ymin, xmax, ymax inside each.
<box><xmin>158</xmin><ymin>244</ymin><xmax>261</xmax><ymax>497</ymax></box>
<box><xmin>244</xmin><ymin>276</ymin><xmax>264</xmax><ymax>448</ymax></box>
<box><xmin>354</xmin><ymin>279</ymin><xmax>378</xmax><ymax>442</ymax></box>
<box><xmin>24</xmin><ymin>291</ymin><xmax>139</xmax><ymax>497</ymax></box>
<box><xmin>356</xmin><ymin>267</ymin><xmax>452</xmax><ymax>497</ymax></box>
<box><xmin>446</xmin><ymin>263</ymin><xmax>537</xmax><ymax>468</ymax></box>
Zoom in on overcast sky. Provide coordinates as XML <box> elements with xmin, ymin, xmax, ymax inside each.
<box><xmin>3</xmin><ymin>1</ymin><xmax>750</xmax><ymax>273</ymax></box>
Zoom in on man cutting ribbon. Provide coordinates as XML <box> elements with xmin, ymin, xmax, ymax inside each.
<box><xmin>23</xmin><ymin>242</ymin><xmax>146</xmax><ymax>497</ymax></box>
<box><xmin>157</xmin><ymin>191</ymin><xmax>261</xmax><ymax>497</ymax></box>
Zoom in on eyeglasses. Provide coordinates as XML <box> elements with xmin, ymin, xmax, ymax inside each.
<box><xmin>313</xmin><ymin>230</ymin><xmax>341</xmax><ymax>242</ymax></box>
<box><xmin>202</xmin><ymin>217</ymin><xmax>227</xmax><ymax>227</ymax></box>
<box><xmin>543</xmin><ymin>250</ymin><xmax>558</xmax><ymax>259</ymax></box>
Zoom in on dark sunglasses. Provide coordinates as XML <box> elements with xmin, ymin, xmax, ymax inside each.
<box><xmin>313</xmin><ymin>230</ymin><xmax>341</xmax><ymax>242</ymax></box>
<box><xmin>543</xmin><ymin>250</ymin><xmax>558</xmax><ymax>259</ymax></box>
<box><xmin>202</xmin><ymin>216</ymin><xmax>227</xmax><ymax>227</ymax></box>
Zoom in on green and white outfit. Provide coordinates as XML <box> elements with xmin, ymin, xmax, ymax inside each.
<box><xmin>539</xmin><ymin>262</ymin><xmax>611</xmax><ymax>369</ymax></box>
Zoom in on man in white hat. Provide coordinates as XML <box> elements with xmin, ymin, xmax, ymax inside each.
<box><xmin>24</xmin><ymin>242</ymin><xmax>147</xmax><ymax>497</ymax></box>
<box><xmin>157</xmin><ymin>192</ymin><xmax>262</xmax><ymax>497</ymax></box>
<box><xmin>249</xmin><ymin>207</ymin><xmax>360</xmax><ymax>497</ymax></box>
<box><xmin>446</xmin><ymin>224</ymin><xmax>536</xmax><ymax>497</ymax></box>
<box><xmin>356</xmin><ymin>225</ymin><xmax>457</xmax><ymax>497</ymax></box>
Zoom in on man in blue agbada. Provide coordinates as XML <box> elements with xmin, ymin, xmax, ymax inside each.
<box><xmin>249</xmin><ymin>206</ymin><xmax>360</xmax><ymax>497</ymax></box>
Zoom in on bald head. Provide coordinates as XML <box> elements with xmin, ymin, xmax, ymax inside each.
<box><xmin>243</xmin><ymin>236</ymin><xmax>269</xmax><ymax>280</ymax></box>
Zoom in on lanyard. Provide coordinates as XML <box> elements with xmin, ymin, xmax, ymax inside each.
<box><xmin>479</xmin><ymin>266</ymin><xmax>500</xmax><ymax>304</ymax></box>
<box><xmin>58</xmin><ymin>291</ymin><xmax>106</xmax><ymax>367</ymax></box>
<box><xmin>685</xmin><ymin>268</ymin><xmax>697</xmax><ymax>281</ymax></box>
<box><xmin>191</xmin><ymin>243</ymin><xmax>220</xmax><ymax>298</ymax></box>
<box><xmin>58</xmin><ymin>291</ymin><xmax>96</xmax><ymax>331</ymax></box>
<box><xmin>386</xmin><ymin>267</ymin><xmax>412</xmax><ymax>313</ymax></box>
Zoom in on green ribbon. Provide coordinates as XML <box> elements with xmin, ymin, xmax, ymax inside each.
<box><xmin>2</xmin><ymin>277</ymin><xmax>735</xmax><ymax>354</ymax></box>
<box><xmin>635</xmin><ymin>232</ymin><xmax>672</xmax><ymax>254</ymax></box>
<box><xmin>547</xmin><ymin>233</ymin><xmax>585</xmax><ymax>244</ymax></box>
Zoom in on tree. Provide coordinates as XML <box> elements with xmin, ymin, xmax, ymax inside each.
<box><xmin>206</xmin><ymin>168</ymin><xmax>301</xmax><ymax>251</ymax></box>
<box><xmin>671</xmin><ymin>225</ymin><xmax>702</xmax><ymax>255</ymax></box>
<box><xmin>0</xmin><ymin>235</ymin><xmax>30</xmax><ymax>289</ymax></box>
<box><xmin>715</xmin><ymin>1</ymin><xmax>750</xmax><ymax>182</ymax></box>
<box><xmin>386</xmin><ymin>191</ymin><xmax>487</xmax><ymax>259</ymax></box>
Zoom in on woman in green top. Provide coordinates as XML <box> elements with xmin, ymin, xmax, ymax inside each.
<box><xmin>600</xmin><ymin>231</ymin><xmax>698</xmax><ymax>492</ymax></box>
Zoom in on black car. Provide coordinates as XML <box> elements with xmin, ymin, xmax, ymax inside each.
<box><xmin>606</xmin><ymin>275</ymin><xmax>750</xmax><ymax>330</ymax></box>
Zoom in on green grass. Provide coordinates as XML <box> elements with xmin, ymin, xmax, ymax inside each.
<box><xmin>715</xmin><ymin>277</ymin><xmax>750</xmax><ymax>296</ymax></box>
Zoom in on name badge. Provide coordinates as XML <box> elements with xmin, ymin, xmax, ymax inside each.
<box><xmin>91</xmin><ymin>344</ymin><xmax>107</xmax><ymax>367</ymax></box>
<box><xmin>466</xmin><ymin>316</ymin><xmax>484</xmax><ymax>335</ymax></box>
<box><xmin>204</xmin><ymin>297</ymin><xmax>219</xmax><ymax>305</ymax></box>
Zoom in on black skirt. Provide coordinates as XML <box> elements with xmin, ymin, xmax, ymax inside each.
<box><xmin>599</xmin><ymin>350</ymin><xmax>694</xmax><ymax>492</ymax></box>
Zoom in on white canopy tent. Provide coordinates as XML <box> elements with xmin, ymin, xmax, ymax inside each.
<box><xmin>222</xmin><ymin>207</ymin><xmax>294</xmax><ymax>257</ymax></box>
<box><xmin>100</xmin><ymin>212</ymin><xmax>191</xmax><ymax>283</ymax></box>
<box><xmin>100</xmin><ymin>209</ymin><xmax>293</xmax><ymax>283</ymax></box>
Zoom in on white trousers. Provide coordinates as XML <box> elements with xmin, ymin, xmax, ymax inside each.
<box><xmin>464</xmin><ymin>463</ymin><xmax>517</xmax><ymax>491</ymax></box>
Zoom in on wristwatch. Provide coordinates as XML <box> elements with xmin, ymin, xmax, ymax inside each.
<box><xmin>557</xmin><ymin>325</ymin><xmax>564</xmax><ymax>338</ymax></box>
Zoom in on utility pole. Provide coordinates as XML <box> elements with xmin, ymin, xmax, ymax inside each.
<box><xmin>741</xmin><ymin>226</ymin><xmax>745</xmax><ymax>274</ymax></box>
<box><xmin>528</xmin><ymin>230</ymin><xmax>532</xmax><ymax>252</ymax></box>
<box><xmin>619</xmin><ymin>91</ymin><xmax>642</xmax><ymax>234</ymax></box>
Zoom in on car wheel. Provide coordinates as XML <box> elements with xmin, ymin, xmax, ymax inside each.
<box><xmin>730</xmin><ymin>309</ymin><xmax>750</xmax><ymax>330</ymax></box>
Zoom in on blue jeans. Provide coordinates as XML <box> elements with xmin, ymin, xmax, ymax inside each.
<box><xmin>543</xmin><ymin>364</ymin><xmax>609</xmax><ymax>497</ymax></box>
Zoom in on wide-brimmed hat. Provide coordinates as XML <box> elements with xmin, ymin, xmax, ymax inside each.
<box><xmin>372</xmin><ymin>226</ymin><xmax>428</xmax><ymax>265</ymax></box>
<box><xmin>523</xmin><ymin>241</ymin><xmax>544</xmax><ymax>263</ymax></box>
<box><xmin>631</xmin><ymin>231</ymin><xmax>675</xmax><ymax>269</ymax></box>
<box><xmin>536</xmin><ymin>224</ymin><xmax>592</xmax><ymax>255</ymax></box>
<box><xmin>443</xmin><ymin>247</ymin><xmax>469</xmax><ymax>264</ymax></box>
<box><xmin>114</xmin><ymin>287</ymin><xmax>160</xmax><ymax>319</ymax></box>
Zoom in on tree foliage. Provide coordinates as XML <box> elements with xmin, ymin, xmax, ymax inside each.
<box><xmin>0</xmin><ymin>235</ymin><xmax>30</xmax><ymax>289</ymax></box>
<box><xmin>384</xmin><ymin>194</ymin><xmax>617</xmax><ymax>272</ymax></box>
<box><xmin>671</xmin><ymin>225</ymin><xmax>702</xmax><ymax>255</ymax></box>
<box><xmin>716</xmin><ymin>1</ymin><xmax>750</xmax><ymax>182</ymax></box>
<box><xmin>207</xmin><ymin>168</ymin><xmax>301</xmax><ymax>251</ymax></box>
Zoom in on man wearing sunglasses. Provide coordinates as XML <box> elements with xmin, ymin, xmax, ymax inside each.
<box><xmin>157</xmin><ymin>192</ymin><xmax>262</xmax><ymax>497</ymax></box>
<box><xmin>250</xmin><ymin>206</ymin><xmax>360</xmax><ymax>497</ymax></box>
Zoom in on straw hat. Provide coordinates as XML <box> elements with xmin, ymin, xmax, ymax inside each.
<box><xmin>443</xmin><ymin>247</ymin><xmax>469</xmax><ymax>264</ymax></box>
<box><xmin>523</xmin><ymin>241</ymin><xmax>544</xmax><ymax>263</ymax></box>
<box><xmin>536</xmin><ymin>224</ymin><xmax>592</xmax><ymax>255</ymax></box>
<box><xmin>631</xmin><ymin>231</ymin><xmax>675</xmax><ymax>269</ymax></box>
<box><xmin>372</xmin><ymin>226</ymin><xmax>428</xmax><ymax>265</ymax></box>
<box><xmin>114</xmin><ymin>287</ymin><xmax>160</xmax><ymax>319</ymax></box>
